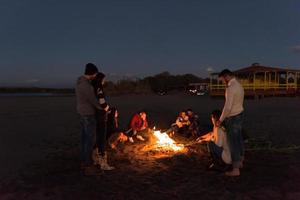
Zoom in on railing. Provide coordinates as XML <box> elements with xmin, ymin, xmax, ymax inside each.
<box><xmin>210</xmin><ymin>83</ymin><xmax>298</xmax><ymax>91</ymax></box>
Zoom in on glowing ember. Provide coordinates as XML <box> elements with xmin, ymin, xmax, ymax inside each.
<box><xmin>153</xmin><ymin>130</ymin><xmax>184</xmax><ymax>151</ymax></box>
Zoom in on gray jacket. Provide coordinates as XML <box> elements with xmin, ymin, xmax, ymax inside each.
<box><xmin>75</xmin><ymin>76</ymin><xmax>101</xmax><ymax>115</ymax></box>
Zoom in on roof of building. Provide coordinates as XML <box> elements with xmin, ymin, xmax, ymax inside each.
<box><xmin>235</xmin><ymin>65</ymin><xmax>300</xmax><ymax>74</ymax></box>
<box><xmin>211</xmin><ymin>64</ymin><xmax>300</xmax><ymax>75</ymax></box>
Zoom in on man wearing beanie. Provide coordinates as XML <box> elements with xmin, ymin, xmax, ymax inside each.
<box><xmin>75</xmin><ymin>63</ymin><xmax>102</xmax><ymax>176</ymax></box>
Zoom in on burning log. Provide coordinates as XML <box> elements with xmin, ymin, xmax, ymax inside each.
<box><xmin>140</xmin><ymin>128</ymin><xmax>187</xmax><ymax>156</ymax></box>
<box><xmin>152</xmin><ymin>130</ymin><xmax>185</xmax><ymax>152</ymax></box>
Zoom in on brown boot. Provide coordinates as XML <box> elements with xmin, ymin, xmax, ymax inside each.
<box><xmin>92</xmin><ymin>148</ymin><xmax>101</xmax><ymax>166</ymax></box>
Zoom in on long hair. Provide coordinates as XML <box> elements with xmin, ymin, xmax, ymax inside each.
<box><xmin>91</xmin><ymin>72</ymin><xmax>105</xmax><ymax>93</ymax></box>
<box><xmin>211</xmin><ymin>109</ymin><xmax>221</xmax><ymax>121</ymax></box>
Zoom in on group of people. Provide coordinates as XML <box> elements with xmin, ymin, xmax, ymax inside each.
<box><xmin>166</xmin><ymin>109</ymin><xmax>200</xmax><ymax>138</ymax></box>
<box><xmin>75</xmin><ymin>63</ymin><xmax>149</xmax><ymax>175</ymax></box>
<box><xmin>76</xmin><ymin>63</ymin><xmax>245</xmax><ymax>177</ymax></box>
<box><xmin>196</xmin><ymin>69</ymin><xmax>245</xmax><ymax>177</ymax></box>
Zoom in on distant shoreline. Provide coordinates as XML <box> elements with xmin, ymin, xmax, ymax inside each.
<box><xmin>0</xmin><ymin>93</ymin><xmax>75</xmax><ymax>97</ymax></box>
<box><xmin>0</xmin><ymin>87</ymin><xmax>75</xmax><ymax>96</ymax></box>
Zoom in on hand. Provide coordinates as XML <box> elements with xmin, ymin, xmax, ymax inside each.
<box><xmin>104</xmin><ymin>105</ymin><xmax>109</xmax><ymax>112</ymax></box>
<box><xmin>196</xmin><ymin>137</ymin><xmax>203</xmax><ymax>143</ymax></box>
<box><xmin>216</xmin><ymin>120</ymin><xmax>222</xmax><ymax>127</ymax></box>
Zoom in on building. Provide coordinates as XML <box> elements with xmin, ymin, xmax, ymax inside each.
<box><xmin>187</xmin><ymin>82</ymin><xmax>209</xmax><ymax>95</ymax></box>
<box><xmin>210</xmin><ymin>64</ymin><xmax>300</xmax><ymax>97</ymax></box>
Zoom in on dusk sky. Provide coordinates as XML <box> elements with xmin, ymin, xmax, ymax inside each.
<box><xmin>0</xmin><ymin>0</ymin><xmax>299</xmax><ymax>87</ymax></box>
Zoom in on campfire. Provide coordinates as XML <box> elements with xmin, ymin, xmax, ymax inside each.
<box><xmin>152</xmin><ymin>129</ymin><xmax>185</xmax><ymax>152</ymax></box>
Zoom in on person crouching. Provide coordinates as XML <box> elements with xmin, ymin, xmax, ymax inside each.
<box><xmin>127</xmin><ymin>111</ymin><xmax>149</xmax><ymax>142</ymax></box>
<box><xmin>196</xmin><ymin>110</ymin><xmax>231</xmax><ymax>171</ymax></box>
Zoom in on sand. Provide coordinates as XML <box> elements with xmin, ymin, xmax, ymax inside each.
<box><xmin>0</xmin><ymin>95</ymin><xmax>299</xmax><ymax>199</ymax></box>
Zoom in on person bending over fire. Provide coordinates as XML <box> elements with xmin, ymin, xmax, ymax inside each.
<box><xmin>166</xmin><ymin>111</ymin><xmax>190</xmax><ymax>137</ymax></box>
<box><xmin>106</xmin><ymin>107</ymin><xmax>129</xmax><ymax>149</ymax></box>
<box><xmin>127</xmin><ymin>111</ymin><xmax>149</xmax><ymax>143</ymax></box>
<box><xmin>196</xmin><ymin>110</ymin><xmax>231</xmax><ymax>171</ymax></box>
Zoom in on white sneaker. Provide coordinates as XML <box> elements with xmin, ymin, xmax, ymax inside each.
<box><xmin>129</xmin><ymin>137</ymin><xmax>134</xmax><ymax>143</ymax></box>
<box><xmin>136</xmin><ymin>135</ymin><xmax>145</xmax><ymax>141</ymax></box>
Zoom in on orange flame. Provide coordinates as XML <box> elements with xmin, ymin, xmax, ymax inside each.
<box><xmin>153</xmin><ymin>130</ymin><xmax>184</xmax><ymax>151</ymax></box>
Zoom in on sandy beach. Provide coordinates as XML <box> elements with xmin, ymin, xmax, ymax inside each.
<box><xmin>0</xmin><ymin>95</ymin><xmax>299</xmax><ymax>199</ymax></box>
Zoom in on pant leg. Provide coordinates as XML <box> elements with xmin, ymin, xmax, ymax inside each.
<box><xmin>80</xmin><ymin>115</ymin><xmax>96</xmax><ymax>166</ymax></box>
<box><xmin>225</xmin><ymin>114</ymin><xmax>244</xmax><ymax>168</ymax></box>
<box><xmin>96</xmin><ymin>111</ymin><xmax>107</xmax><ymax>156</ymax></box>
<box><xmin>207</xmin><ymin>141</ymin><xmax>223</xmax><ymax>164</ymax></box>
<box><xmin>126</xmin><ymin>129</ymin><xmax>136</xmax><ymax>137</ymax></box>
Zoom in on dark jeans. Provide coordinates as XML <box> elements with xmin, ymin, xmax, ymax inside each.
<box><xmin>96</xmin><ymin>111</ymin><xmax>107</xmax><ymax>156</ymax></box>
<box><xmin>80</xmin><ymin>115</ymin><xmax>96</xmax><ymax>166</ymax></box>
<box><xmin>207</xmin><ymin>141</ymin><xmax>223</xmax><ymax>164</ymax></box>
<box><xmin>166</xmin><ymin>125</ymin><xmax>179</xmax><ymax>134</ymax></box>
<box><xmin>224</xmin><ymin>113</ymin><xmax>244</xmax><ymax>168</ymax></box>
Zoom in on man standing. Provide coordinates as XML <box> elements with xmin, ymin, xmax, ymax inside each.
<box><xmin>217</xmin><ymin>69</ymin><xmax>244</xmax><ymax>176</ymax></box>
<box><xmin>75</xmin><ymin>63</ymin><xmax>102</xmax><ymax>176</ymax></box>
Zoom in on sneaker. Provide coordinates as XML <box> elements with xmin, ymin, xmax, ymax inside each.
<box><xmin>129</xmin><ymin>137</ymin><xmax>134</xmax><ymax>143</ymax></box>
<box><xmin>136</xmin><ymin>135</ymin><xmax>145</xmax><ymax>141</ymax></box>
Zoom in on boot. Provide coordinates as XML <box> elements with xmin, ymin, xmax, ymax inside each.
<box><xmin>99</xmin><ymin>154</ymin><xmax>115</xmax><ymax>170</ymax></box>
<box><xmin>92</xmin><ymin>148</ymin><xmax>101</xmax><ymax>166</ymax></box>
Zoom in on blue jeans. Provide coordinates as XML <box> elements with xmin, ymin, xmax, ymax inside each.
<box><xmin>224</xmin><ymin>113</ymin><xmax>244</xmax><ymax>168</ymax></box>
<box><xmin>80</xmin><ymin>115</ymin><xmax>96</xmax><ymax>166</ymax></box>
<box><xmin>208</xmin><ymin>141</ymin><xmax>223</xmax><ymax>164</ymax></box>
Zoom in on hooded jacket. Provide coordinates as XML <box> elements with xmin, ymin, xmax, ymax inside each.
<box><xmin>75</xmin><ymin>76</ymin><xmax>101</xmax><ymax>115</ymax></box>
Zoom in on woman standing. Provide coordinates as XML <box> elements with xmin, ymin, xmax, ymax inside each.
<box><xmin>91</xmin><ymin>72</ymin><xmax>114</xmax><ymax>170</ymax></box>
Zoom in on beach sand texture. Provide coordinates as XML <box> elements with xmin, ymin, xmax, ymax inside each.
<box><xmin>0</xmin><ymin>95</ymin><xmax>299</xmax><ymax>199</ymax></box>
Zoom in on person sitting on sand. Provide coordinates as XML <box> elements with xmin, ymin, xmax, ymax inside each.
<box><xmin>106</xmin><ymin>107</ymin><xmax>129</xmax><ymax>149</ymax></box>
<box><xmin>166</xmin><ymin>111</ymin><xmax>190</xmax><ymax>137</ymax></box>
<box><xmin>186</xmin><ymin>108</ymin><xmax>200</xmax><ymax>137</ymax></box>
<box><xmin>127</xmin><ymin>111</ymin><xmax>149</xmax><ymax>142</ymax></box>
<box><xmin>196</xmin><ymin>110</ymin><xmax>231</xmax><ymax>170</ymax></box>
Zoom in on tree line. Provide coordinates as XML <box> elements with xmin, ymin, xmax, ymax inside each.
<box><xmin>0</xmin><ymin>72</ymin><xmax>209</xmax><ymax>95</ymax></box>
<box><xmin>105</xmin><ymin>71</ymin><xmax>209</xmax><ymax>95</ymax></box>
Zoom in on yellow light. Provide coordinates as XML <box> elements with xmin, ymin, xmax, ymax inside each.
<box><xmin>153</xmin><ymin>130</ymin><xmax>184</xmax><ymax>151</ymax></box>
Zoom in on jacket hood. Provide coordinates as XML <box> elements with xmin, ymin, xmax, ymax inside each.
<box><xmin>77</xmin><ymin>76</ymin><xmax>89</xmax><ymax>84</ymax></box>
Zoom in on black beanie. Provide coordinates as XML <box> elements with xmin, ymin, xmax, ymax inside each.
<box><xmin>85</xmin><ymin>63</ymin><xmax>99</xmax><ymax>75</ymax></box>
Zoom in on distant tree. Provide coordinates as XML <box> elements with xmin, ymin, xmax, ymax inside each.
<box><xmin>141</xmin><ymin>71</ymin><xmax>205</xmax><ymax>92</ymax></box>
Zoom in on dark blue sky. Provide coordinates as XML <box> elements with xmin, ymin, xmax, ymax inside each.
<box><xmin>1</xmin><ymin>0</ymin><xmax>299</xmax><ymax>87</ymax></box>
